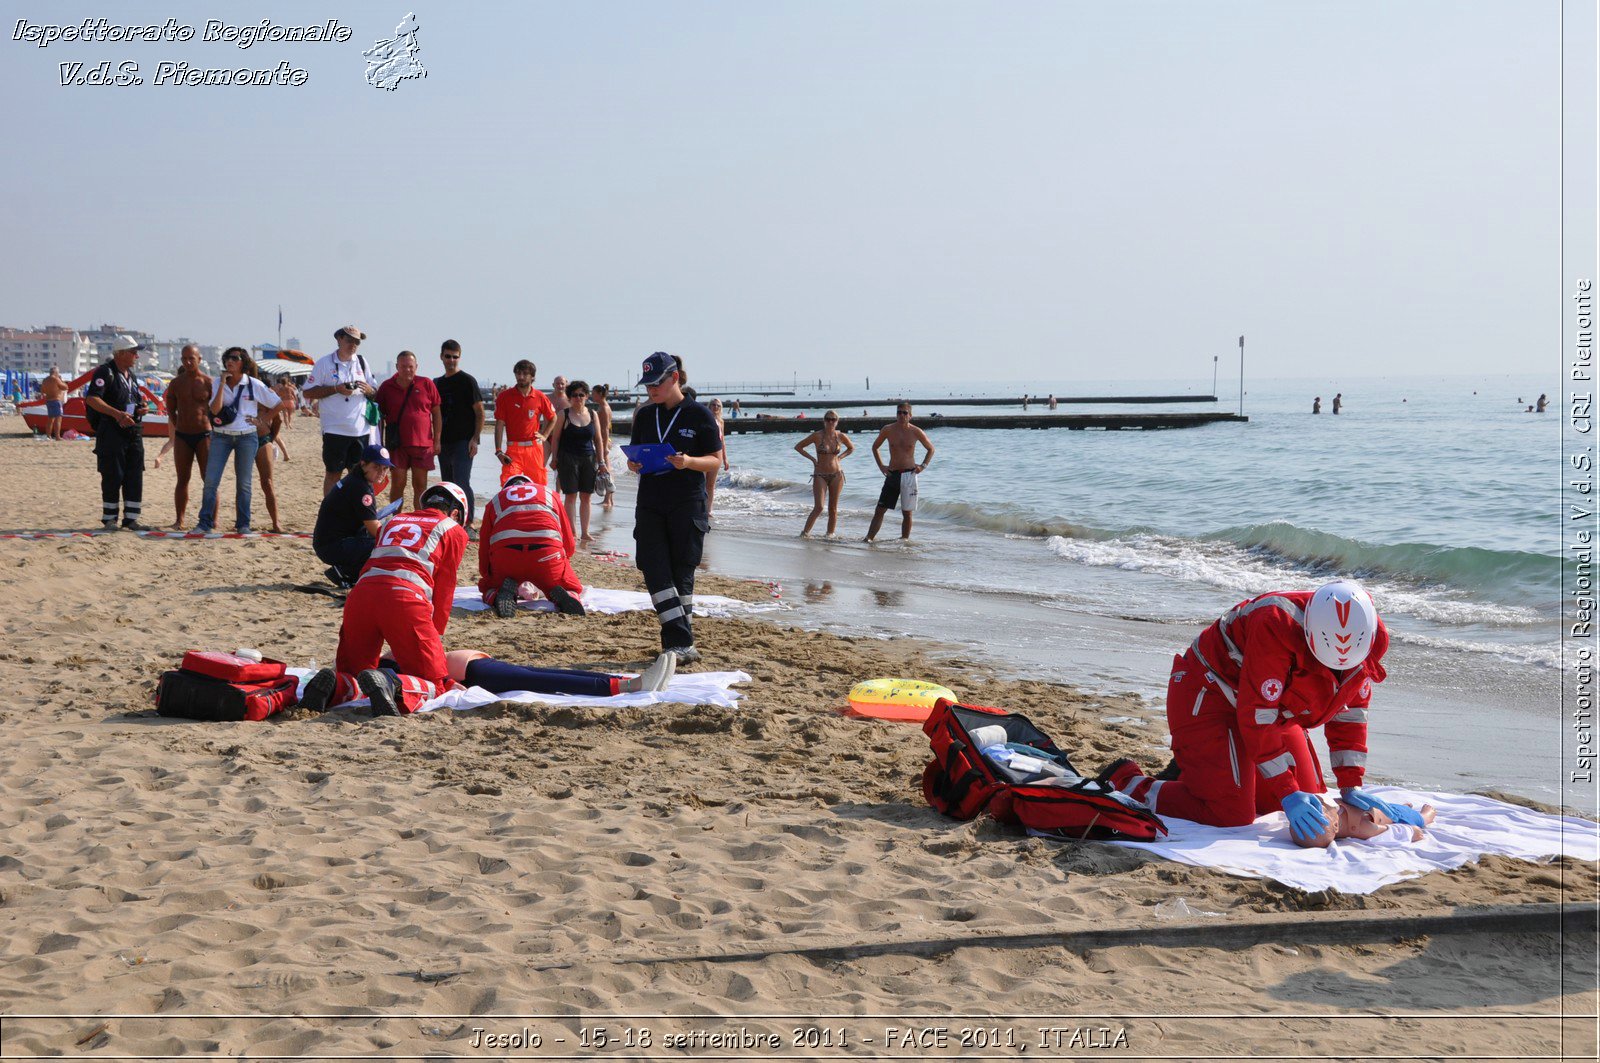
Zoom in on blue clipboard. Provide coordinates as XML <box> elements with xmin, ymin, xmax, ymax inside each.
<box><xmin>622</xmin><ymin>443</ymin><xmax>677</xmax><ymax>475</ymax></box>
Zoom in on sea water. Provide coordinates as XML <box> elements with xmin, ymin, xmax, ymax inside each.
<box><xmin>481</xmin><ymin>373</ymin><xmax>1574</xmax><ymax>802</ymax></box>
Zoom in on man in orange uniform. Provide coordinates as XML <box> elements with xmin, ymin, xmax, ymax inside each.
<box><xmin>477</xmin><ymin>474</ymin><xmax>586</xmax><ymax>617</ymax></box>
<box><xmin>300</xmin><ymin>482</ymin><xmax>471</xmax><ymax>716</ymax></box>
<box><xmin>492</xmin><ymin>359</ymin><xmax>555</xmax><ymax>486</ymax></box>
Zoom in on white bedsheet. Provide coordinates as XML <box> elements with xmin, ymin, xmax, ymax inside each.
<box><xmin>1078</xmin><ymin>787</ymin><xmax>1599</xmax><ymax>894</ymax></box>
<box><xmin>289</xmin><ymin>666</ymin><xmax>751</xmax><ymax>713</ymax></box>
<box><xmin>450</xmin><ymin>585</ymin><xmax>777</xmax><ymax>616</ymax></box>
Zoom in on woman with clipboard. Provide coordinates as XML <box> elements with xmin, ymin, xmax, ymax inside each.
<box><xmin>626</xmin><ymin>352</ymin><xmax>722</xmax><ymax>663</ymax></box>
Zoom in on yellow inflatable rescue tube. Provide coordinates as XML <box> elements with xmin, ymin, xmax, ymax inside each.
<box><xmin>845</xmin><ymin>677</ymin><xmax>956</xmax><ymax>722</ymax></box>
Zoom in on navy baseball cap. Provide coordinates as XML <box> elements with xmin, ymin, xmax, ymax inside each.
<box><xmin>361</xmin><ymin>444</ymin><xmax>394</xmax><ymax>467</ymax></box>
<box><xmin>639</xmin><ymin>351</ymin><xmax>678</xmax><ymax>386</ymax></box>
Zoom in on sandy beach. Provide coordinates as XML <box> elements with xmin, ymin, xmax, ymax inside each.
<box><xmin>0</xmin><ymin>422</ymin><xmax>1595</xmax><ymax>1060</ymax></box>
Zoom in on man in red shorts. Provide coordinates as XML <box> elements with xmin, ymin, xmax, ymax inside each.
<box><xmin>493</xmin><ymin>359</ymin><xmax>555</xmax><ymax>486</ymax></box>
<box><xmin>477</xmin><ymin>473</ymin><xmax>586</xmax><ymax>617</ymax></box>
<box><xmin>299</xmin><ymin>482</ymin><xmax>470</xmax><ymax>716</ymax></box>
<box><xmin>376</xmin><ymin>350</ymin><xmax>443</xmax><ymax>511</ymax></box>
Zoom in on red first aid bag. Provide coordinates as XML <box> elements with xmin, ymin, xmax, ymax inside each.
<box><xmin>179</xmin><ymin>650</ymin><xmax>286</xmax><ymax>683</ymax></box>
<box><xmin>922</xmin><ymin>699</ymin><xmax>1167</xmax><ymax>842</ymax></box>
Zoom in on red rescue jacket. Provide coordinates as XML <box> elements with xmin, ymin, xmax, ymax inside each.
<box><xmin>355</xmin><ymin>508</ymin><xmax>468</xmax><ymax>636</ymax></box>
<box><xmin>478</xmin><ymin>480</ymin><xmax>575</xmax><ymax>584</ymax></box>
<box><xmin>1183</xmin><ymin>590</ymin><xmax>1388</xmax><ymax>803</ymax></box>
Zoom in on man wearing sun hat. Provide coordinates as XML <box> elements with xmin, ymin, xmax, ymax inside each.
<box><xmin>303</xmin><ymin>325</ymin><xmax>378</xmax><ymax>495</ymax></box>
<box><xmin>83</xmin><ymin>334</ymin><xmax>149</xmax><ymax>530</ymax></box>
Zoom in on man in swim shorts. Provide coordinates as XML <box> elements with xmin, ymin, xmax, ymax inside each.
<box><xmin>40</xmin><ymin>367</ymin><xmax>68</xmax><ymax>440</ymax></box>
<box><xmin>864</xmin><ymin>403</ymin><xmax>934</xmax><ymax>542</ymax></box>
<box><xmin>162</xmin><ymin>345</ymin><xmax>212</xmax><ymax>528</ymax></box>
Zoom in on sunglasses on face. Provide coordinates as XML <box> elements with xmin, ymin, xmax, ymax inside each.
<box><xmin>441</xmin><ymin>354</ymin><xmax>459</xmax><ymax>360</ymax></box>
<box><xmin>824</xmin><ymin>416</ymin><xmax>838</xmax><ymax>422</ymax></box>
<box><xmin>223</xmin><ymin>355</ymin><xmax>242</xmax><ymax>362</ymax></box>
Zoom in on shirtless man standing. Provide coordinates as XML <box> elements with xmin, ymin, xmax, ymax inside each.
<box><xmin>40</xmin><ymin>368</ymin><xmax>69</xmax><ymax>440</ymax></box>
<box><xmin>864</xmin><ymin>403</ymin><xmax>934</xmax><ymax>542</ymax></box>
<box><xmin>162</xmin><ymin>345</ymin><xmax>213</xmax><ymax>528</ymax></box>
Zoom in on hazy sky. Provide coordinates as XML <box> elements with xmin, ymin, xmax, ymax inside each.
<box><xmin>0</xmin><ymin>1</ymin><xmax>1573</xmax><ymax>386</ymax></box>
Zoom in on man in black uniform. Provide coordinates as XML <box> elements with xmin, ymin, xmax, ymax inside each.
<box><xmin>627</xmin><ymin>352</ymin><xmax>721</xmax><ymax>662</ymax></box>
<box><xmin>312</xmin><ymin>444</ymin><xmax>394</xmax><ymax>586</ymax></box>
<box><xmin>84</xmin><ymin>335</ymin><xmax>149</xmax><ymax>530</ymax></box>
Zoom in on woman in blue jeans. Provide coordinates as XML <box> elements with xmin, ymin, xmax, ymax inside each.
<box><xmin>197</xmin><ymin>349</ymin><xmax>281</xmax><ymax>533</ymax></box>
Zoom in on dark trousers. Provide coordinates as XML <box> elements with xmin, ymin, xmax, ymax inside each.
<box><xmin>437</xmin><ymin>438</ymin><xmax>476</xmax><ymax>522</ymax></box>
<box><xmin>634</xmin><ymin>494</ymin><xmax>708</xmax><ymax>650</ymax></box>
<box><xmin>315</xmin><ymin>533</ymin><xmax>376</xmax><ymax>583</ymax></box>
<box><xmin>95</xmin><ymin>428</ymin><xmax>144</xmax><ymax>525</ymax></box>
<box><xmin>464</xmin><ymin>658</ymin><xmax>614</xmax><ymax>697</ymax></box>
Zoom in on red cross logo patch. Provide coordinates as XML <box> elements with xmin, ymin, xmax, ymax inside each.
<box><xmin>1359</xmin><ymin>678</ymin><xmax>1371</xmax><ymax>700</ymax></box>
<box><xmin>362</xmin><ymin>494</ymin><xmax>373</xmax><ymax>507</ymax></box>
<box><xmin>1260</xmin><ymin>678</ymin><xmax>1284</xmax><ymax>702</ymax></box>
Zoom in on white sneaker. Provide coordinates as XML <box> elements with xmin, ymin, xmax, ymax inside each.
<box><xmin>639</xmin><ymin>651</ymin><xmax>677</xmax><ymax>692</ymax></box>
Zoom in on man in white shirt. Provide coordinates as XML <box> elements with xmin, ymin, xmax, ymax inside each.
<box><xmin>303</xmin><ymin>325</ymin><xmax>377</xmax><ymax>495</ymax></box>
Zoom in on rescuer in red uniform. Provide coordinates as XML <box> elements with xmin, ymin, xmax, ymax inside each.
<box><xmin>300</xmin><ymin>482</ymin><xmax>471</xmax><ymax>716</ymax></box>
<box><xmin>1103</xmin><ymin>580</ymin><xmax>1425</xmax><ymax>841</ymax></box>
<box><xmin>477</xmin><ymin>473</ymin><xmax>586</xmax><ymax>618</ymax></box>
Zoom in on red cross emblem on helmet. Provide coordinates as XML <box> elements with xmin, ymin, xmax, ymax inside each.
<box><xmin>1260</xmin><ymin>678</ymin><xmax>1284</xmax><ymax>702</ymax></box>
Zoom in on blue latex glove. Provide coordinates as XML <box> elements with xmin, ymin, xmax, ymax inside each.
<box><xmin>1281</xmin><ymin>790</ymin><xmax>1330</xmax><ymax>841</ymax></box>
<box><xmin>1341</xmin><ymin>787</ymin><xmax>1426</xmax><ymax>828</ymax></box>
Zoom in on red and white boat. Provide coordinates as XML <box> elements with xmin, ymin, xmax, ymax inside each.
<box><xmin>19</xmin><ymin>368</ymin><xmax>169</xmax><ymax>439</ymax></box>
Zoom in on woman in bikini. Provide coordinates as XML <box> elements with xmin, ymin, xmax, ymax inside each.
<box><xmin>795</xmin><ymin>410</ymin><xmax>853</xmax><ymax>537</ymax></box>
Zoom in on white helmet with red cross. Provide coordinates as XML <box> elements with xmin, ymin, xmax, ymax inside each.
<box><xmin>504</xmin><ymin>474</ymin><xmax>533</xmax><ymax>489</ymax></box>
<box><xmin>419</xmin><ymin>481</ymin><xmax>471</xmax><ymax>526</ymax></box>
<box><xmin>1304</xmin><ymin>579</ymin><xmax>1378</xmax><ymax>671</ymax></box>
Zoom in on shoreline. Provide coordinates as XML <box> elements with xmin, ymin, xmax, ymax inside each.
<box><xmin>0</xmin><ymin>423</ymin><xmax>1595</xmax><ymax>1056</ymax></box>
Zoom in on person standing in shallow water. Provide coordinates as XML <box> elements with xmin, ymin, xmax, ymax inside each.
<box><xmin>864</xmin><ymin>403</ymin><xmax>934</xmax><ymax>542</ymax></box>
<box><xmin>796</xmin><ymin>410</ymin><xmax>853</xmax><ymax>537</ymax></box>
<box><xmin>1332</xmin><ymin>393</ymin><xmax>1343</xmax><ymax>415</ymax></box>
<box><xmin>1312</xmin><ymin>396</ymin><xmax>1322</xmax><ymax>414</ymax></box>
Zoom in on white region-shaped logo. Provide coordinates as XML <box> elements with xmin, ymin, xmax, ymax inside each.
<box><xmin>364</xmin><ymin>12</ymin><xmax>425</xmax><ymax>91</ymax></box>
<box><xmin>1259</xmin><ymin>678</ymin><xmax>1284</xmax><ymax>702</ymax></box>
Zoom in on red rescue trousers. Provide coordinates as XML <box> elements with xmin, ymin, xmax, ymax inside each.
<box><xmin>500</xmin><ymin>441</ymin><xmax>548</xmax><ymax>486</ymax></box>
<box><xmin>334</xmin><ymin>578</ymin><xmax>452</xmax><ymax>714</ymax></box>
<box><xmin>1151</xmin><ymin>651</ymin><xmax>1326</xmax><ymax>827</ymax></box>
<box><xmin>478</xmin><ymin>543</ymin><xmax>584</xmax><ymax>599</ymax></box>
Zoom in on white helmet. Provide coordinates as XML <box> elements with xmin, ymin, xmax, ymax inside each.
<box><xmin>1304</xmin><ymin>580</ymin><xmax>1378</xmax><ymax>671</ymax></box>
<box><xmin>504</xmin><ymin>474</ymin><xmax>533</xmax><ymax>489</ymax></box>
<box><xmin>419</xmin><ymin>481</ymin><xmax>470</xmax><ymax>526</ymax></box>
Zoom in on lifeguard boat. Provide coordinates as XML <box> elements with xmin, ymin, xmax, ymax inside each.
<box><xmin>19</xmin><ymin>368</ymin><xmax>169</xmax><ymax>439</ymax></box>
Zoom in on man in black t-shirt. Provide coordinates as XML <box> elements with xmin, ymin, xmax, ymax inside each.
<box><xmin>433</xmin><ymin>339</ymin><xmax>483</xmax><ymax>523</ymax></box>
<box><xmin>313</xmin><ymin>444</ymin><xmax>394</xmax><ymax>586</ymax></box>
<box><xmin>84</xmin><ymin>335</ymin><xmax>148</xmax><ymax>530</ymax></box>
<box><xmin>627</xmin><ymin>352</ymin><xmax>721</xmax><ymax>661</ymax></box>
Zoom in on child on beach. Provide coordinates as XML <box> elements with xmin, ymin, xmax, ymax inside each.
<box><xmin>1291</xmin><ymin>795</ymin><xmax>1437</xmax><ymax>849</ymax></box>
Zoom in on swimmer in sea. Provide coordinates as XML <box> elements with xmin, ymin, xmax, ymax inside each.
<box><xmin>795</xmin><ymin>410</ymin><xmax>854</xmax><ymax>537</ymax></box>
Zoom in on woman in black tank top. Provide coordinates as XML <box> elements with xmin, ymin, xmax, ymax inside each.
<box><xmin>547</xmin><ymin>380</ymin><xmax>598</xmax><ymax>540</ymax></box>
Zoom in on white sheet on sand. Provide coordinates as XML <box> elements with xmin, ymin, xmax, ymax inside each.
<box><xmin>451</xmin><ymin>585</ymin><xmax>777</xmax><ymax>616</ymax></box>
<box><xmin>288</xmin><ymin>667</ymin><xmax>750</xmax><ymax>713</ymax></box>
<box><xmin>1075</xmin><ymin>787</ymin><xmax>1599</xmax><ymax>895</ymax></box>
